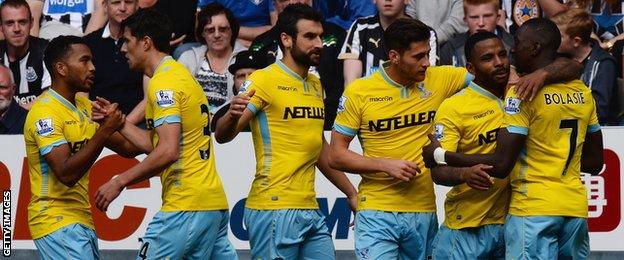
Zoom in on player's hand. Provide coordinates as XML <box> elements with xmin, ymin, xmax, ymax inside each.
<box><xmin>101</xmin><ymin>103</ymin><xmax>125</xmax><ymax>133</ymax></box>
<box><xmin>95</xmin><ymin>177</ymin><xmax>124</xmax><ymax>212</ymax></box>
<box><xmin>515</xmin><ymin>68</ymin><xmax>547</xmax><ymax>101</ymax></box>
<box><xmin>422</xmin><ymin>134</ymin><xmax>441</xmax><ymax>168</ymax></box>
<box><xmin>228</xmin><ymin>89</ymin><xmax>255</xmax><ymax>119</ymax></box>
<box><xmin>91</xmin><ymin>97</ymin><xmax>116</xmax><ymax>123</ymax></box>
<box><xmin>347</xmin><ymin>193</ymin><xmax>357</xmax><ymax>227</ymax></box>
<box><xmin>381</xmin><ymin>158</ymin><xmax>420</xmax><ymax>182</ymax></box>
<box><xmin>460</xmin><ymin>164</ymin><xmax>495</xmax><ymax>191</ymax></box>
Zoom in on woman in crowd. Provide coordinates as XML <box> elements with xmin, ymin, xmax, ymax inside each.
<box><xmin>178</xmin><ymin>3</ymin><xmax>246</xmax><ymax>115</ymax></box>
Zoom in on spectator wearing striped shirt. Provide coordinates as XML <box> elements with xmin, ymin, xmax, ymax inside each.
<box><xmin>339</xmin><ymin>0</ymin><xmax>437</xmax><ymax>86</ymax></box>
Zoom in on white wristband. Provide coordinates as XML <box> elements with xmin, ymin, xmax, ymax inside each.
<box><xmin>433</xmin><ymin>147</ymin><xmax>447</xmax><ymax>165</ymax></box>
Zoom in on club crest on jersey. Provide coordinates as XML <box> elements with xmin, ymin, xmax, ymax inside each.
<box><xmin>337</xmin><ymin>96</ymin><xmax>347</xmax><ymax>113</ymax></box>
<box><xmin>434</xmin><ymin>124</ymin><xmax>444</xmax><ymax>140</ymax></box>
<box><xmin>249</xmin><ymin>0</ymin><xmax>263</xmax><ymax>6</ymax></box>
<box><xmin>504</xmin><ymin>97</ymin><xmax>521</xmax><ymax>114</ymax></box>
<box><xmin>155</xmin><ymin>90</ymin><xmax>174</xmax><ymax>107</ymax></box>
<box><xmin>35</xmin><ymin>118</ymin><xmax>54</xmax><ymax>136</ymax></box>
<box><xmin>240</xmin><ymin>80</ymin><xmax>252</xmax><ymax>94</ymax></box>
<box><xmin>417</xmin><ymin>82</ymin><xmax>432</xmax><ymax>99</ymax></box>
<box><xmin>26</xmin><ymin>66</ymin><xmax>38</xmax><ymax>82</ymax></box>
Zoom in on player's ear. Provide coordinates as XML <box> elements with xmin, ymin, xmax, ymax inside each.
<box><xmin>55</xmin><ymin>61</ymin><xmax>67</xmax><ymax>77</ymax></box>
<box><xmin>466</xmin><ymin>61</ymin><xmax>476</xmax><ymax>75</ymax></box>
<box><xmin>388</xmin><ymin>50</ymin><xmax>400</xmax><ymax>65</ymax></box>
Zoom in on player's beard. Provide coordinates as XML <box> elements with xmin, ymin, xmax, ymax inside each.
<box><xmin>291</xmin><ymin>43</ymin><xmax>321</xmax><ymax>67</ymax></box>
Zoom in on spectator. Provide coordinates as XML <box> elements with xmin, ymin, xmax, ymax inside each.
<box><xmin>0</xmin><ymin>64</ymin><xmax>26</xmax><ymax>134</ymax></box>
<box><xmin>340</xmin><ymin>0</ymin><xmax>437</xmax><ymax>86</ymax></box>
<box><xmin>84</xmin><ymin>0</ymin><xmax>145</xmax><ymax>124</ymax></box>
<box><xmin>199</xmin><ymin>0</ymin><xmax>276</xmax><ymax>47</ymax></box>
<box><xmin>406</xmin><ymin>0</ymin><xmax>467</xmax><ymax>44</ymax></box>
<box><xmin>178</xmin><ymin>3</ymin><xmax>245</xmax><ymax>115</ymax></box>
<box><xmin>439</xmin><ymin>0</ymin><xmax>514</xmax><ymax>67</ymax></box>
<box><xmin>28</xmin><ymin>0</ymin><xmax>107</xmax><ymax>39</ymax></box>
<box><xmin>0</xmin><ymin>0</ymin><xmax>49</xmax><ymax>110</ymax></box>
<box><xmin>538</xmin><ymin>0</ymin><xmax>624</xmax><ymax>77</ymax></box>
<box><xmin>210</xmin><ymin>50</ymin><xmax>267</xmax><ymax>132</ymax></box>
<box><xmin>251</xmin><ymin>0</ymin><xmax>346</xmax><ymax>129</ymax></box>
<box><xmin>552</xmin><ymin>8</ymin><xmax>619</xmax><ymax>125</ymax></box>
<box><xmin>314</xmin><ymin>0</ymin><xmax>376</xmax><ymax>30</ymax></box>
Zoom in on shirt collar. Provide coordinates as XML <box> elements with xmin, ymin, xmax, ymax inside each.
<box><xmin>102</xmin><ymin>23</ymin><xmax>111</xmax><ymax>38</ymax></box>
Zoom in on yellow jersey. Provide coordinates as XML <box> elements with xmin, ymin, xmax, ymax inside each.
<box><xmin>503</xmin><ymin>80</ymin><xmax>600</xmax><ymax>218</ymax></box>
<box><xmin>146</xmin><ymin>56</ymin><xmax>228</xmax><ymax>211</ymax></box>
<box><xmin>24</xmin><ymin>89</ymin><xmax>97</xmax><ymax>239</ymax></box>
<box><xmin>434</xmin><ymin>82</ymin><xmax>510</xmax><ymax>229</ymax></box>
<box><xmin>334</xmin><ymin>64</ymin><xmax>472</xmax><ymax>212</ymax></box>
<box><xmin>242</xmin><ymin>60</ymin><xmax>325</xmax><ymax>210</ymax></box>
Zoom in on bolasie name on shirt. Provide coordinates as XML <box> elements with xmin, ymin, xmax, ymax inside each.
<box><xmin>543</xmin><ymin>91</ymin><xmax>587</xmax><ymax>105</ymax></box>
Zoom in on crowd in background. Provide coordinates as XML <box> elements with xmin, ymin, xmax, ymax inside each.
<box><xmin>0</xmin><ymin>0</ymin><xmax>623</xmax><ymax>135</ymax></box>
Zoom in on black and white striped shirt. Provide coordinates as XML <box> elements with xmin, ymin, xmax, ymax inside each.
<box><xmin>338</xmin><ymin>14</ymin><xmax>438</xmax><ymax>78</ymax></box>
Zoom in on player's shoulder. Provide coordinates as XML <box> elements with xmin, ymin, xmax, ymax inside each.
<box><xmin>344</xmin><ymin>73</ymin><xmax>378</xmax><ymax>96</ymax></box>
<box><xmin>426</xmin><ymin>66</ymin><xmax>467</xmax><ymax>77</ymax></box>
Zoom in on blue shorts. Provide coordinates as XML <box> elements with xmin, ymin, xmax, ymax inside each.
<box><xmin>34</xmin><ymin>223</ymin><xmax>99</xmax><ymax>260</ymax></box>
<box><xmin>505</xmin><ymin>215</ymin><xmax>589</xmax><ymax>259</ymax></box>
<box><xmin>137</xmin><ymin>210</ymin><xmax>237</xmax><ymax>260</ymax></box>
<box><xmin>244</xmin><ymin>208</ymin><xmax>335</xmax><ymax>260</ymax></box>
<box><xmin>355</xmin><ymin>210</ymin><xmax>438</xmax><ymax>260</ymax></box>
<box><xmin>432</xmin><ymin>224</ymin><xmax>504</xmax><ymax>260</ymax></box>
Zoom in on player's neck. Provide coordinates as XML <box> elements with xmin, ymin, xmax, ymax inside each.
<box><xmin>50</xmin><ymin>84</ymin><xmax>76</xmax><ymax>105</ymax></box>
<box><xmin>474</xmin><ymin>78</ymin><xmax>505</xmax><ymax>99</ymax></box>
<box><xmin>281</xmin><ymin>55</ymin><xmax>309</xmax><ymax>79</ymax></box>
<box><xmin>524</xmin><ymin>55</ymin><xmax>555</xmax><ymax>76</ymax></box>
<box><xmin>144</xmin><ymin>52</ymin><xmax>169</xmax><ymax>78</ymax></box>
<box><xmin>385</xmin><ymin>65</ymin><xmax>412</xmax><ymax>87</ymax></box>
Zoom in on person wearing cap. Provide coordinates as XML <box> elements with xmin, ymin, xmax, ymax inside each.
<box><xmin>210</xmin><ymin>50</ymin><xmax>268</xmax><ymax>132</ymax></box>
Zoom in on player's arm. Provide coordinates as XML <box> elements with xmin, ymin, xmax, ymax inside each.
<box><xmin>514</xmin><ymin>57</ymin><xmax>583</xmax><ymax>101</ymax></box>
<box><xmin>93</xmin><ymin>97</ymin><xmax>153</xmax><ymax>153</ymax></box>
<box><xmin>447</xmin><ymin>129</ymin><xmax>526</xmax><ymax>178</ymax></box>
<box><xmin>95</xmin><ymin>122</ymin><xmax>181</xmax><ymax>211</ymax></box>
<box><xmin>126</xmin><ymin>76</ymin><xmax>150</xmax><ymax>125</ymax></box>
<box><xmin>343</xmin><ymin>59</ymin><xmax>363</xmax><ymax>87</ymax></box>
<box><xmin>45</xmin><ymin>105</ymin><xmax>124</xmax><ymax>187</ymax></box>
<box><xmin>318</xmin><ymin>135</ymin><xmax>357</xmax><ymax>211</ymax></box>
<box><xmin>328</xmin><ymin>131</ymin><xmax>420</xmax><ymax>182</ymax></box>
<box><xmin>431</xmin><ymin>164</ymin><xmax>494</xmax><ymax>191</ymax></box>
<box><xmin>581</xmin><ymin>130</ymin><xmax>604</xmax><ymax>175</ymax></box>
<box><xmin>214</xmin><ymin>89</ymin><xmax>256</xmax><ymax>143</ymax></box>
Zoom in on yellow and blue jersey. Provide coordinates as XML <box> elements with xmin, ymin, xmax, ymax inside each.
<box><xmin>503</xmin><ymin>80</ymin><xmax>600</xmax><ymax>218</ymax></box>
<box><xmin>242</xmin><ymin>60</ymin><xmax>325</xmax><ymax>210</ymax></box>
<box><xmin>24</xmin><ymin>89</ymin><xmax>98</xmax><ymax>239</ymax></box>
<box><xmin>434</xmin><ymin>82</ymin><xmax>510</xmax><ymax>229</ymax></box>
<box><xmin>333</xmin><ymin>64</ymin><xmax>472</xmax><ymax>212</ymax></box>
<box><xmin>145</xmin><ymin>56</ymin><xmax>228</xmax><ymax>211</ymax></box>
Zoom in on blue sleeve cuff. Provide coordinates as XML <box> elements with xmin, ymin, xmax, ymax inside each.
<box><xmin>333</xmin><ymin>123</ymin><xmax>358</xmax><ymax>137</ymax></box>
<box><xmin>507</xmin><ymin>125</ymin><xmax>528</xmax><ymax>135</ymax></box>
<box><xmin>154</xmin><ymin>115</ymin><xmax>181</xmax><ymax>127</ymax></box>
<box><xmin>588</xmin><ymin>124</ymin><xmax>601</xmax><ymax>133</ymax></box>
<box><xmin>463</xmin><ymin>73</ymin><xmax>475</xmax><ymax>87</ymax></box>
<box><xmin>247</xmin><ymin>103</ymin><xmax>258</xmax><ymax>115</ymax></box>
<box><xmin>39</xmin><ymin>139</ymin><xmax>68</xmax><ymax>155</ymax></box>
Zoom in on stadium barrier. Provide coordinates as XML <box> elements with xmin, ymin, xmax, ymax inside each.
<box><xmin>1</xmin><ymin>128</ymin><xmax>623</xmax><ymax>252</ymax></box>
